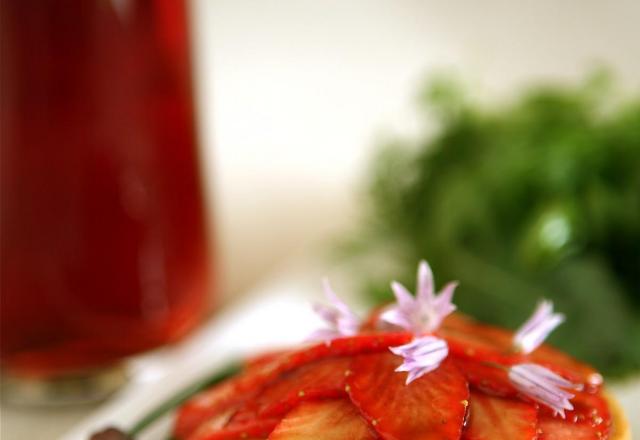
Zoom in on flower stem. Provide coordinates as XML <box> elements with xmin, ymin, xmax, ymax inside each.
<box><xmin>127</xmin><ymin>362</ymin><xmax>242</xmax><ymax>438</ymax></box>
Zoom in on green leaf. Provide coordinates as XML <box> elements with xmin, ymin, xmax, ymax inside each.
<box><xmin>350</xmin><ymin>71</ymin><xmax>640</xmax><ymax>377</ymax></box>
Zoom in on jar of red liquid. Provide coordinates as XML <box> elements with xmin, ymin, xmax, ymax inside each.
<box><xmin>1</xmin><ymin>0</ymin><xmax>210</xmax><ymax>403</ymax></box>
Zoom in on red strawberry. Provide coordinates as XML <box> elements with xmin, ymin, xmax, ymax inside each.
<box><xmin>347</xmin><ymin>353</ymin><xmax>469</xmax><ymax>440</ymax></box>
<box><xmin>240</xmin><ymin>332</ymin><xmax>412</xmax><ymax>387</ymax></box>
<box><xmin>176</xmin><ymin>333</ymin><xmax>411</xmax><ymax>438</ymax></box>
<box><xmin>238</xmin><ymin>332</ymin><xmax>411</xmax><ymax>401</ymax></box>
<box><xmin>528</xmin><ymin>346</ymin><xmax>602</xmax><ymax>392</ymax></box>
<box><xmin>268</xmin><ymin>399</ymin><xmax>377</xmax><ymax>440</ymax></box>
<box><xmin>175</xmin><ymin>354</ymin><xmax>290</xmax><ymax>439</ymax></box>
<box><xmin>282</xmin><ymin>332</ymin><xmax>412</xmax><ymax>368</ymax></box>
<box><xmin>441</xmin><ymin>314</ymin><xmax>601</xmax><ymax>389</ymax></box>
<box><xmin>176</xmin><ymin>321</ymin><xmax>607</xmax><ymax>440</ymax></box>
<box><xmin>453</xmin><ymin>358</ymin><xmax>515</xmax><ymax>397</ymax></box>
<box><xmin>537</xmin><ymin>416</ymin><xmax>602</xmax><ymax>440</ymax></box>
<box><xmin>441</xmin><ymin>315</ymin><xmax>528</xmax><ymax>370</ymax></box>
<box><xmin>187</xmin><ymin>418</ymin><xmax>279</xmax><ymax>440</ymax></box>
<box><xmin>243</xmin><ymin>357</ymin><xmax>351</xmax><ymax>419</ymax></box>
<box><xmin>461</xmin><ymin>391</ymin><xmax>537</xmax><ymax>440</ymax></box>
<box><xmin>175</xmin><ymin>379</ymin><xmax>244</xmax><ymax>439</ymax></box>
<box><xmin>441</xmin><ymin>314</ymin><xmax>513</xmax><ymax>354</ymax></box>
<box><xmin>244</xmin><ymin>350</ymin><xmax>292</xmax><ymax>371</ymax></box>
<box><xmin>538</xmin><ymin>391</ymin><xmax>611</xmax><ymax>440</ymax></box>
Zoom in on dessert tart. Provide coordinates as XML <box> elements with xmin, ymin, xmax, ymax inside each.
<box><xmin>171</xmin><ymin>262</ymin><xmax>629</xmax><ymax>440</ymax></box>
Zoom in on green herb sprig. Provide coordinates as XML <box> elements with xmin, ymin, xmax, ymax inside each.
<box><xmin>353</xmin><ymin>71</ymin><xmax>640</xmax><ymax>377</ymax></box>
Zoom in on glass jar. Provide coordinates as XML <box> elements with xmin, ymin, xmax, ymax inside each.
<box><xmin>1</xmin><ymin>0</ymin><xmax>210</xmax><ymax>404</ymax></box>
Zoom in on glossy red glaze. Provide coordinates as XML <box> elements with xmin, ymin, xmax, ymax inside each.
<box><xmin>348</xmin><ymin>354</ymin><xmax>469</xmax><ymax>440</ymax></box>
<box><xmin>174</xmin><ymin>313</ymin><xmax>613</xmax><ymax>439</ymax></box>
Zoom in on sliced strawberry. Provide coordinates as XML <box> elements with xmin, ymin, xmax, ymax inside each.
<box><xmin>240</xmin><ymin>332</ymin><xmax>411</xmax><ymax>388</ymax></box>
<box><xmin>240</xmin><ymin>357</ymin><xmax>351</xmax><ymax>419</ymax></box>
<box><xmin>245</xmin><ymin>350</ymin><xmax>291</xmax><ymax>371</ymax></box>
<box><xmin>175</xmin><ymin>333</ymin><xmax>411</xmax><ymax>438</ymax></box>
<box><xmin>453</xmin><ymin>358</ymin><xmax>515</xmax><ymax>397</ymax></box>
<box><xmin>187</xmin><ymin>418</ymin><xmax>279</xmax><ymax>440</ymax></box>
<box><xmin>453</xmin><ymin>355</ymin><xmax>598</xmax><ymax>412</ymax></box>
<box><xmin>347</xmin><ymin>353</ymin><xmax>469</xmax><ymax>440</ymax></box>
<box><xmin>441</xmin><ymin>313</ymin><xmax>601</xmax><ymax>390</ymax></box>
<box><xmin>175</xmin><ymin>355</ymin><xmax>289</xmax><ymax>439</ymax></box>
<box><xmin>538</xmin><ymin>390</ymin><xmax>611</xmax><ymax>439</ymax></box>
<box><xmin>570</xmin><ymin>391</ymin><xmax>611</xmax><ymax>433</ymax></box>
<box><xmin>455</xmin><ymin>357</ymin><xmax>609</xmax><ymax>438</ymax></box>
<box><xmin>442</xmin><ymin>316</ymin><xmax>519</xmax><ymax>396</ymax></box>
<box><xmin>282</xmin><ymin>332</ymin><xmax>412</xmax><ymax>368</ymax></box>
<box><xmin>441</xmin><ymin>314</ymin><xmax>513</xmax><ymax>354</ymax></box>
<box><xmin>268</xmin><ymin>399</ymin><xmax>377</xmax><ymax>440</ymax></box>
<box><xmin>175</xmin><ymin>379</ymin><xmax>244</xmax><ymax>439</ymax></box>
<box><xmin>537</xmin><ymin>416</ymin><xmax>603</xmax><ymax>440</ymax></box>
<box><xmin>528</xmin><ymin>346</ymin><xmax>602</xmax><ymax>392</ymax></box>
<box><xmin>243</xmin><ymin>333</ymin><xmax>411</xmax><ymax>401</ymax></box>
<box><xmin>462</xmin><ymin>391</ymin><xmax>537</xmax><ymax>440</ymax></box>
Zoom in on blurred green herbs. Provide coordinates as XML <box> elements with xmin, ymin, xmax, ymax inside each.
<box><xmin>353</xmin><ymin>72</ymin><xmax>640</xmax><ymax>377</ymax></box>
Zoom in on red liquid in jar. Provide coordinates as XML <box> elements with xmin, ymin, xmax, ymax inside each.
<box><xmin>1</xmin><ymin>0</ymin><xmax>210</xmax><ymax>377</ymax></box>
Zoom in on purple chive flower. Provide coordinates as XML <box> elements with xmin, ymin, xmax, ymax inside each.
<box><xmin>389</xmin><ymin>336</ymin><xmax>449</xmax><ymax>384</ymax></box>
<box><xmin>513</xmin><ymin>300</ymin><xmax>565</xmax><ymax>354</ymax></box>
<box><xmin>509</xmin><ymin>363</ymin><xmax>583</xmax><ymax>418</ymax></box>
<box><xmin>307</xmin><ymin>278</ymin><xmax>360</xmax><ymax>343</ymax></box>
<box><xmin>381</xmin><ymin>260</ymin><xmax>458</xmax><ymax>334</ymax></box>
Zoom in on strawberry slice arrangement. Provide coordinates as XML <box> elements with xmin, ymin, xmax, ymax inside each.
<box><xmin>172</xmin><ymin>261</ymin><xmax>616</xmax><ymax>440</ymax></box>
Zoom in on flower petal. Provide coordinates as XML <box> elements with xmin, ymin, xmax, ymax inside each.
<box><xmin>380</xmin><ymin>260</ymin><xmax>458</xmax><ymax>335</ymax></box>
<box><xmin>416</xmin><ymin>260</ymin><xmax>435</xmax><ymax>304</ymax></box>
<box><xmin>380</xmin><ymin>308</ymin><xmax>412</xmax><ymax>330</ymax></box>
<box><xmin>308</xmin><ymin>278</ymin><xmax>361</xmax><ymax>342</ymax></box>
<box><xmin>323</xmin><ymin>278</ymin><xmax>355</xmax><ymax>317</ymax></box>
<box><xmin>433</xmin><ymin>281</ymin><xmax>458</xmax><ymax>322</ymax></box>
<box><xmin>508</xmin><ymin>363</ymin><xmax>581</xmax><ymax>418</ymax></box>
<box><xmin>312</xmin><ymin>303</ymin><xmax>339</xmax><ymax>324</ymax></box>
<box><xmin>389</xmin><ymin>336</ymin><xmax>449</xmax><ymax>385</ymax></box>
<box><xmin>514</xmin><ymin>363</ymin><xmax>583</xmax><ymax>391</ymax></box>
<box><xmin>391</xmin><ymin>281</ymin><xmax>415</xmax><ymax>309</ymax></box>
<box><xmin>306</xmin><ymin>328</ymin><xmax>341</xmax><ymax>344</ymax></box>
<box><xmin>513</xmin><ymin>300</ymin><xmax>565</xmax><ymax>354</ymax></box>
<box><xmin>405</xmin><ymin>366</ymin><xmax>437</xmax><ymax>385</ymax></box>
